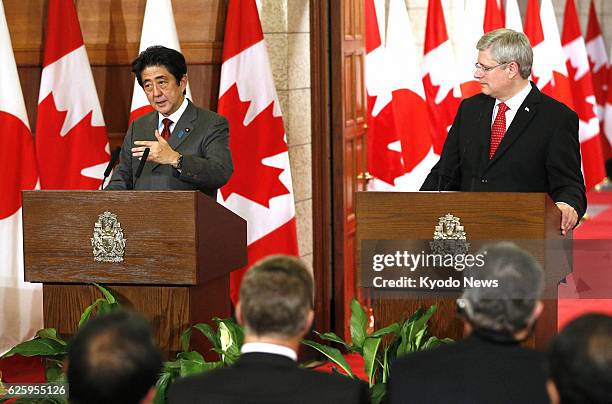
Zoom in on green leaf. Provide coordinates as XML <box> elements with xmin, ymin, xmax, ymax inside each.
<box><xmin>349</xmin><ymin>299</ymin><xmax>367</xmax><ymax>350</ymax></box>
<box><xmin>78</xmin><ymin>298</ymin><xmax>105</xmax><ymax>328</ymax></box>
<box><xmin>407</xmin><ymin>305</ymin><xmax>437</xmax><ymax>345</ymax></box>
<box><xmin>192</xmin><ymin>323</ymin><xmax>220</xmax><ymax>350</ymax></box>
<box><xmin>93</xmin><ymin>283</ymin><xmax>117</xmax><ymax>304</ymax></box>
<box><xmin>370</xmin><ymin>323</ymin><xmax>400</xmax><ymax>338</ymax></box>
<box><xmin>2</xmin><ymin>338</ymin><xmax>67</xmax><ymax>358</ymax></box>
<box><xmin>35</xmin><ymin>329</ymin><xmax>67</xmax><ymax>346</ymax></box>
<box><xmin>302</xmin><ymin>340</ymin><xmax>355</xmax><ymax>378</ymax></box>
<box><xmin>315</xmin><ymin>331</ymin><xmax>351</xmax><ymax>349</ymax></box>
<box><xmin>214</xmin><ymin>317</ymin><xmax>244</xmax><ymax>348</ymax></box>
<box><xmin>180</xmin><ymin>328</ymin><xmax>193</xmax><ymax>353</ymax></box>
<box><xmin>153</xmin><ymin>371</ymin><xmax>174</xmax><ymax>404</ymax></box>
<box><xmin>370</xmin><ymin>382</ymin><xmax>387</xmax><ymax>404</ymax></box>
<box><xmin>45</xmin><ymin>363</ymin><xmax>64</xmax><ymax>383</ymax></box>
<box><xmin>363</xmin><ymin>337</ymin><xmax>381</xmax><ymax>387</ymax></box>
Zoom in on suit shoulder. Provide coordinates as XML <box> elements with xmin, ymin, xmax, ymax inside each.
<box><xmin>191</xmin><ymin>104</ymin><xmax>228</xmax><ymax>125</ymax></box>
<box><xmin>538</xmin><ymin>92</ymin><xmax>577</xmax><ymax>118</ymax></box>
<box><xmin>460</xmin><ymin>92</ymin><xmax>492</xmax><ymax>108</ymax></box>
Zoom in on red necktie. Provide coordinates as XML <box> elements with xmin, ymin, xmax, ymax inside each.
<box><xmin>489</xmin><ymin>102</ymin><xmax>509</xmax><ymax>159</ymax></box>
<box><xmin>161</xmin><ymin>118</ymin><xmax>173</xmax><ymax>141</ymax></box>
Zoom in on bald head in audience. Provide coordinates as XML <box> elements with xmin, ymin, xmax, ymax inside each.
<box><xmin>67</xmin><ymin>310</ymin><xmax>162</xmax><ymax>404</ymax></box>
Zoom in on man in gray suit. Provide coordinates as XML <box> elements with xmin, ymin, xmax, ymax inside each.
<box><xmin>106</xmin><ymin>46</ymin><xmax>233</xmax><ymax>199</ymax></box>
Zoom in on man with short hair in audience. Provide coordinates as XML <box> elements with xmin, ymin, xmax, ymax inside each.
<box><xmin>387</xmin><ymin>242</ymin><xmax>549</xmax><ymax>404</ymax></box>
<box><xmin>168</xmin><ymin>254</ymin><xmax>370</xmax><ymax>404</ymax></box>
<box><xmin>67</xmin><ymin>309</ymin><xmax>163</xmax><ymax>404</ymax></box>
<box><xmin>547</xmin><ymin>313</ymin><xmax>612</xmax><ymax>404</ymax></box>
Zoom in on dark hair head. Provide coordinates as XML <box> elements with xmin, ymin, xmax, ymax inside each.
<box><xmin>239</xmin><ymin>255</ymin><xmax>314</xmax><ymax>338</ymax></box>
<box><xmin>67</xmin><ymin>310</ymin><xmax>162</xmax><ymax>404</ymax></box>
<box><xmin>548</xmin><ymin>313</ymin><xmax>612</xmax><ymax>404</ymax></box>
<box><xmin>458</xmin><ymin>242</ymin><xmax>543</xmax><ymax>334</ymax></box>
<box><xmin>131</xmin><ymin>45</ymin><xmax>187</xmax><ymax>87</ymax></box>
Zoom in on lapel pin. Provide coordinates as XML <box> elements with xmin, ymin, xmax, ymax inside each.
<box><xmin>525</xmin><ymin>107</ymin><xmax>530</xmax><ymax>112</ymax></box>
<box><xmin>185</xmin><ymin>128</ymin><xmax>191</xmax><ymax>133</ymax></box>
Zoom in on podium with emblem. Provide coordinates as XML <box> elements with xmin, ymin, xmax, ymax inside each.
<box><xmin>22</xmin><ymin>190</ymin><xmax>246</xmax><ymax>357</ymax></box>
<box><xmin>356</xmin><ymin>191</ymin><xmax>570</xmax><ymax>350</ymax></box>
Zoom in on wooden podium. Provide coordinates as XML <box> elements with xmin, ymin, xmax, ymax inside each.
<box><xmin>356</xmin><ymin>192</ymin><xmax>571</xmax><ymax>350</ymax></box>
<box><xmin>22</xmin><ymin>191</ymin><xmax>247</xmax><ymax>357</ymax></box>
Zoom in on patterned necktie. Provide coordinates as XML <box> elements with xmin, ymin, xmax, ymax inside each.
<box><xmin>489</xmin><ymin>102</ymin><xmax>509</xmax><ymax>160</ymax></box>
<box><xmin>161</xmin><ymin>118</ymin><xmax>173</xmax><ymax>141</ymax></box>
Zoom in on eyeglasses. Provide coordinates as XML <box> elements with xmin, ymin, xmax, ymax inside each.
<box><xmin>474</xmin><ymin>62</ymin><xmax>508</xmax><ymax>73</ymax></box>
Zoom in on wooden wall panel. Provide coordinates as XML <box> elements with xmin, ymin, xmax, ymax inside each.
<box><xmin>7</xmin><ymin>0</ymin><xmax>225</xmax><ymax>148</ymax></box>
<box><xmin>4</xmin><ymin>0</ymin><xmax>225</xmax><ymax>66</ymax></box>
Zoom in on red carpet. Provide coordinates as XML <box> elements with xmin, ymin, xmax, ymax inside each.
<box><xmin>558</xmin><ymin>190</ymin><xmax>612</xmax><ymax>329</ymax></box>
<box><xmin>0</xmin><ymin>354</ymin><xmax>45</xmax><ymax>383</ymax></box>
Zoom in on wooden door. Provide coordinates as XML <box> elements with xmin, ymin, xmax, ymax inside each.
<box><xmin>330</xmin><ymin>0</ymin><xmax>368</xmax><ymax>337</ymax></box>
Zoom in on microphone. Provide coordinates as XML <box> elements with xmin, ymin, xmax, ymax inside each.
<box><xmin>133</xmin><ymin>148</ymin><xmax>149</xmax><ymax>189</ymax></box>
<box><xmin>100</xmin><ymin>147</ymin><xmax>121</xmax><ymax>190</ymax></box>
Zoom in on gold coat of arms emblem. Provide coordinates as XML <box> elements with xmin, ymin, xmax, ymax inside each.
<box><xmin>431</xmin><ymin>213</ymin><xmax>469</xmax><ymax>255</ymax></box>
<box><xmin>91</xmin><ymin>211</ymin><xmax>126</xmax><ymax>262</ymax></box>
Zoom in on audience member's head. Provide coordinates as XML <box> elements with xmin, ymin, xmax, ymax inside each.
<box><xmin>457</xmin><ymin>242</ymin><xmax>544</xmax><ymax>337</ymax></box>
<box><xmin>238</xmin><ymin>255</ymin><xmax>314</xmax><ymax>345</ymax></box>
<box><xmin>67</xmin><ymin>310</ymin><xmax>162</xmax><ymax>404</ymax></box>
<box><xmin>547</xmin><ymin>313</ymin><xmax>612</xmax><ymax>404</ymax></box>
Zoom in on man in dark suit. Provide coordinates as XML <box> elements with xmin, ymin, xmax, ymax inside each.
<box><xmin>547</xmin><ymin>313</ymin><xmax>612</xmax><ymax>404</ymax></box>
<box><xmin>67</xmin><ymin>310</ymin><xmax>163</xmax><ymax>404</ymax></box>
<box><xmin>387</xmin><ymin>242</ymin><xmax>549</xmax><ymax>404</ymax></box>
<box><xmin>168</xmin><ymin>255</ymin><xmax>370</xmax><ymax>404</ymax></box>
<box><xmin>106</xmin><ymin>46</ymin><xmax>233</xmax><ymax>199</ymax></box>
<box><xmin>421</xmin><ymin>29</ymin><xmax>586</xmax><ymax>236</ymax></box>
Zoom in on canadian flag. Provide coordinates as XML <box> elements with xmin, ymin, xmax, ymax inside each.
<box><xmin>455</xmin><ymin>0</ymin><xmax>485</xmax><ymax>98</ymax></box>
<box><xmin>605</xmin><ymin>50</ymin><xmax>612</xmax><ymax>151</ymax></box>
<box><xmin>35</xmin><ymin>0</ymin><xmax>109</xmax><ymax>190</ymax></box>
<box><xmin>129</xmin><ymin>0</ymin><xmax>192</xmax><ymax>123</ymax></box>
<box><xmin>422</xmin><ymin>0</ymin><xmax>461</xmax><ymax>155</ymax></box>
<box><xmin>562</xmin><ymin>0</ymin><xmax>606</xmax><ymax>190</ymax></box>
<box><xmin>0</xmin><ymin>2</ymin><xmax>42</xmax><ymax>354</ymax></box>
<box><xmin>217</xmin><ymin>0</ymin><xmax>299</xmax><ymax>303</ymax></box>
<box><xmin>387</xmin><ymin>0</ymin><xmax>436</xmax><ymax>190</ymax></box>
<box><xmin>505</xmin><ymin>0</ymin><xmax>523</xmax><ymax>32</ymax></box>
<box><xmin>585</xmin><ymin>0</ymin><xmax>611</xmax><ymax>160</ymax></box>
<box><xmin>525</xmin><ymin>0</ymin><xmax>574</xmax><ymax>113</ymax></box>
<box><xmin>483</xmin><ymin>0</ymin><xmax>504</xmax><ymax>32</ymax></box>
<box><xmin>365</xmin><ymin>0</ymin><xmax>405</xmax><ymax>189</ymax></box>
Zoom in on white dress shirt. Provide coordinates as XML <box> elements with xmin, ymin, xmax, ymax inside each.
<box><xmin>241</xmin><ymin>342</ymin><xmax>298</xmax><ymax>362</ymax></box>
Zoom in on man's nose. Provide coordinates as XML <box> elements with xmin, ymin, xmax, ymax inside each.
<box><xmin>152</xmin><ymin>83</ymin><xmax>162</xmax><ymax>96</ymax></box>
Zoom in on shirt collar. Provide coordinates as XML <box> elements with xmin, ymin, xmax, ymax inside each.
<box><xmin>240</xmin><ymin>342</ymin><xmax>297</xmax><ymax>362</ymax></box>
<box><xmin>495</xmin><ymin>82</ymin><xmax>532</xmax><ymax>111</ymax></box>
<box><xmin>158</xmin><ymin>97</ymin><xmax>189</xmax><ymax>129</ymax></box>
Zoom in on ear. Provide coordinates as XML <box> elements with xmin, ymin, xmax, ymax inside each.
<box><xmin>140</xmin><ymin>387</ymin><xmax>157</xmax><ymax>404</ymax></box>
<box><xmin>507</xmin><ymin>61</ymin><xmax>520</xmax><ymax>78</ymax></box>
<box><xmin>546</xmin><ymin>380</ymin><xmax>560</xmax><ymax>404</ymax></box>
<box><xmin>531</xmin><ymin>300</ymin><xmax>544</xmax><ymax>322</ymax></box>
<box><xmin>236</xmin><ymin>301</ymin><xmax>244</xmax><ymax>326</ymax></box>
<box><xmin>179</xmin><ymin>74</ymin><xmax>188</xmax><ymax>91</ymax></box>
<box><xmin>301</xmin><ymin>309</ymin><xmax>315</xmax><ymax>337</ymax></box>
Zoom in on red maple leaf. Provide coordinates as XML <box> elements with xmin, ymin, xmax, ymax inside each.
<box><xmin>566</xmin><ymin>62</ymin><xmax>597</xmax><ymax>122</ymax></box>
<box><xmin>35</xmin><ymin>94</ymin><xmax>109</xmax><ymax>190</ymax></box>
<box><xmin>218</xmin><ymin>85</ymin><xmax>290</xmax><ymax>208</ymax></box>
<box><xmin>422</xmin><ymin>74</ymin><xmax>460</xmax><ymax>154</ymax></box>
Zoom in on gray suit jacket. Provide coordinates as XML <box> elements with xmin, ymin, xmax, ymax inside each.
<box><xmin>106</xmin><ymin>100</ymin><xmax>233</xmax><ymax>199</ymax></box>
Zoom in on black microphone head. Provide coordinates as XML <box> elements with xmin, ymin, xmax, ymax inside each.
<box><xmin>103</xmin><ymin>147</ymin><xmax>122</xmax><ymax>177</ymax></box>
<box><xmin>135</xmin><ymin>148</ymin><xmax>150</xmax><ymax>179</ymax></box>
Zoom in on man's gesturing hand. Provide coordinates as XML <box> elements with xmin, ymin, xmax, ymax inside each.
<box><xmin>132</xmin><ymin>130</ymin><xmax>180</xmax><ymax>165</ymax></box>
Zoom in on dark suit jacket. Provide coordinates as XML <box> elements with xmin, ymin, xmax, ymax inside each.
<box><xmin>420</xmin><ymin>83</ymin><xmax>587</xmax><ymax>219</ymax></box>
<box><xmin>167</xmin><ymin>352</ymin><xmax>371</xmax><ymax>404</ymax></box>
<box><xmin>386</xmin><ymin>332</ymin><xmax>549</xmax><ymax>404</ymax></box>
<box><xmin>106</xmin><ymin>100</ymin><xmax>233</xmax><ymax>199</ymax></box>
